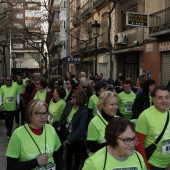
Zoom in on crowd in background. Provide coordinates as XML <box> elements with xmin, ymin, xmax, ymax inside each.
<box><xmin>1</xmin><ymin>70</ymin><xmax>170</xmax><ymax>170</ymax></box>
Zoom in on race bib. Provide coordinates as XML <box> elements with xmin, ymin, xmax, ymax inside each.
<box><xmin>36</xmin><ymin>162</ymin><xmax>56</xmax><ymax>170</ymax></box>
<box><xmin>125</xmin><ymin>106</ymin><xmax>132</xmax><ymax>112</ymax></box>
<box><xmin>162</xmin><ymin>139</ymin><xmax>170</xmax><ymax>155</ymax></box>
<box><xmin>7</xmin><ymin>97</ymin><xmax>14</xmax><ymax>103</ymax></box>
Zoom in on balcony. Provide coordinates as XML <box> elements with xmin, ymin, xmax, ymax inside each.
<box><xmin>72</xmin><ymin>10</ymin><xmax>81</xmax><ymax>26</ymax></box>
<box><xmin>52</xmin><ymin>5</ymin><xmax>60</xmax><ymax>13</ymax></box>
<box><xmin>93</xmin><ymin>0</ymin><xmax>108</xmax><ymax>9</ymax></box>
<box><xmin>51</xmin><ymin>21</ymin><xmax>60</xmax><ymax>32</ymax></box>
<box><xmin>81</xmin><ymin>1</ymin><xmax>93</xmax><ymax>18</ymax></box>
<box><xmin>149</xmin><ymin>7</ymin><xmax>170</xmax><ymax>37</ymax></box>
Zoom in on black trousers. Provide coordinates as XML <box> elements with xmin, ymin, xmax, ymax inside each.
<box><xmin>65</xmin><ymin>139</ymin><xmax>88</xmax><ymax>170</ymax></box>
<box><xmin>15</xmin><ymin>104</ymin><xmax>25</xmax><ymax>125</ymax></box>
<box><xmin>4</xmin><ymin>110</ymin><xmax>16</xmax><ymax>136</ymax></box>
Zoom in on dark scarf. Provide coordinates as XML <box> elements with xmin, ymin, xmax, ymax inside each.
<box><xmin>101</xmin><ymin>110</ymin><xmax>114</xmax><ymax>122</ymax></box>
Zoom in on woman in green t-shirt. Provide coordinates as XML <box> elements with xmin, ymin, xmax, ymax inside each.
<box><xmin>86</xmin><ymin>91</ymin><xmax>118</xmax><ymax>155</ymax></box>
<box><xmin>6</xmin><ymin>100</ymin><xmax>62</xmax><ymax>170</ymax></box>
<box><xmin>83</xmin><ymin>117</ymin><xmax>147</xmax><ymax>170</ymax></box>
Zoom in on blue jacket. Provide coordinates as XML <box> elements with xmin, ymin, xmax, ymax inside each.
<box><xmin>59</xmin><ymin>101</ymin><xmax>88</xmax><ymax>144</ymax></box>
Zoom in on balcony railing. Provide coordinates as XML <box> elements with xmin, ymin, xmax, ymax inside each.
<box><xmin>149</xmin><ymin>7</ymin><xmax>170</xmax><ymax>35</ymax></box>
<box><xmin>81</xmin><ymin>1</ymin><xmax>92</xmax><ymax>18</ymax></box>
<box><xmin>72</xmin><ymin>10</ymin><xmax>81</xmax><ymax>26</ymax></box>
<box><xmin>93</xmin><ymin>0</ymin><xmax>108</xmax><ymax>9</ymax></box>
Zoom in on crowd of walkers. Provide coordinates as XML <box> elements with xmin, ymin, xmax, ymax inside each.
<box><xmin>1</xmin><ymin>71</ymin><xmax>170</xmax><ymax>170</ymax></box>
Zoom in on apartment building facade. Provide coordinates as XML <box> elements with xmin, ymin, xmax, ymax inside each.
<box><xmin>69</xmin><ymin>0</ymin><xmax>170</xmax><ymax>85</ymax></box>
<box><xmin>10</xmin><ymin>0</ymin><xmax>45</xmax><ymax>75</ymax></box>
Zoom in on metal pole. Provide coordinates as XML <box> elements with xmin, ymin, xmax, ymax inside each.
<box><xmin>95</xmin><ymin>36</ymin><xmax>98</xmax><ymax>75</ymax></box>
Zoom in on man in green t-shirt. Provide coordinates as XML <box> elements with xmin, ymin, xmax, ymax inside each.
<box><xmin>0</xmin><ymin>76</ymin><xmax>20</xmax><ymax>138</ymax></box>
<box><xmin>136</xmin><ymin>85</ymin><xmax>170</xmax><ymax>169</ymax></box>
<box><xmin>118</xmin><ymin>79</ymin><xmax>136</xmax><ymax>120</ymax></box>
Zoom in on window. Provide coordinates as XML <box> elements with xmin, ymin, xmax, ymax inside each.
<box><xmin>54</xmin><ymin>12</ymin><xmax>59</xmax><ymax>20</ymax></box>
<box><xmin>13</xmin><ymin>3</ymin><xmax>23</xmax><ymax>9</ymax></box>
<box><xmin>15</xmin><ymin>13</ymin><xmax>23</xmax><ymax>19</ymax></box>
<box><xmin>27</xmin><ymin>3</ymin><xmax>40</xmax><ymax>10</ymax></box>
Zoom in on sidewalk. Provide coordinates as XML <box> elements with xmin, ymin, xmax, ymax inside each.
<box><xmin>0</xmin><ymin>119</ymin><xmax>8</xmax><ymax>170</ymax></box>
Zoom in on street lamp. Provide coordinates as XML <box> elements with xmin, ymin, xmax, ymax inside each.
<box><xmin>92</xmin><ymin>20</ymin><xmax>100</xmax><ymax>75</ymax></box>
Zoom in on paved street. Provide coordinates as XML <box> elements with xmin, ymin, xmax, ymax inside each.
<box><xmin>0</xmin><ymin>119</ymin><xmax>8</xmax><ymax>170</ymax></box>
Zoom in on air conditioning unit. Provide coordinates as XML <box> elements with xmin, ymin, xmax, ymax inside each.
<box><xmin>114</xmin><ymin>32</ymin><xmax>127</xmax><ymax>44</ymax></box>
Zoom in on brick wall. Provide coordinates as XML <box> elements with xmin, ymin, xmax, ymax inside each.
<box><xmin>143</xmin><ymin>42</ymin><xmax>161</xmax><ymax>85</ymax></box>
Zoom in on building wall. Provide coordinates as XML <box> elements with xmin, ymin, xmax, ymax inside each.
<box><xmin>143</xmin><ymin>42</ymin><xmax>161</xmax><ymax>85</ymax></box>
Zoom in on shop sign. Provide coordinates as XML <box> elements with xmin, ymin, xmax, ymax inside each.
<box><xmin>126</xmin><ymin>12</ymin><xmax>149</xmax><ymax>27</ymax></box>
<box><xmin>62</xmin><ymin>57</ymin><xmax>80</xmax><ymax>63</ymax></box>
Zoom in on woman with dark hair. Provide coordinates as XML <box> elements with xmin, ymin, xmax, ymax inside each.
<box><xmin>86</xmin><ymin>91</ymin><xmax>118</xmax><ymax>155</ymax></box>
<box><xmin>48</xmin><ymin>86</ymin><xmax>66</xmax><ymax>125</ymax></box>
<box><xmin>131</xmin><ymin>79</ymin><xmax>155</xmax><ymax>119</ymax></box>
<box><xmin>64</xmin><ymin>78</ymin><xmax>75</xmax><ymax>103</ymax></box>
<box><xmin>6</xmin><ymin>100</ymin><xmax>62</xmax><ymax>170</ymax></box>
<box><xmin>31</xmin><ymin>77</ymin><xmax>53</xmax><ymax>105</ymax></box>
<box><xmin>48</xmin><ymin>76</ymin><xmax>58</xmax><ymax>92</ymax></box>
<box><xmin>57</xmin><ymin>90</ymin><xmax>88</xmax><ymax>170</ymax></box>
<box><xmin>83</xmin><ymin>117</ymin><xmax>146</xmax><ymax>170</ymax></box>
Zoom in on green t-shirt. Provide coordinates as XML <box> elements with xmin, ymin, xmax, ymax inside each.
<box><xmin>6</xmin><ymin>124</ymin><xmax>61</xmax><ymax>170</ymax></box>
<box><xmin>136</xmin><ymin>106</ymin><xmax>170</xmax><ymax>168</ymax></box>
<box><xmin>88</xmin><ymin>94</ymin><xmax>99</xmax><ymax>117</ymax></box>
<box><xmin>66</xmin><ymin>107</ymin><xmax>78</xmax><ymax>134</ymax></box>
<box><xmin>83</xmin><ymin>147</ymin><xmax>147</xmax><ymax>170</ymax></box>
<box><xmin>118</xmin><ymin>91</ymin><xmax>136</xmax><ymax>120</ymax></box>
<box><xmin>87</xmin><ymin>114</ymin><xmax>107</xmax><ymax>144</ymax></box>
<box><xmin>34</xmin><ymin>90</ymin><xmax>47</xmax><ymax>102</ymax></box>
<box><xmin>1</xmin><ymin>84</ymin><xmax>19</xmax><ymax>111</ymax></box>
<box><xmin>13</xmin><ymin>82</ymin><xmax>24</xmax><ymax>94</ymax></box>
<box><xmin>23</xmin><ymin>77</ymin><xmax>30</xmax><ymax>86</ymax></box>
<box><xmin>64</xmin><ymin>89</ymin><xmax>69</xmax><ymax>101</ymax></box>
<box><xmin>48</xmin><ymin>99</ymin><xmax>66</xmax><ymax>123</ymax></box>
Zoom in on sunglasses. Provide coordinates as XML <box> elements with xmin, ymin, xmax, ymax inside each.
<box><xmin>6</xmin><ymin>79</ymin><xmax>12</xmax><ymax>82</ymax></box>
<box><xmin>36</xmin><ymin>83</ymin><xmax>39</xmax><ymax>85</ymax></box>
<box><xmin>54</xmin><ymin>82</ymin><xmax>59</xmax><ymax>85</ymax></box>
<box><xmin>82</xmin><ymin>86</ymin><xmax>89</xmax><ymax>89</ymax></box>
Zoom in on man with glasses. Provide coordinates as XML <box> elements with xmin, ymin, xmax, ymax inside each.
<box><xmin>118</xmin><ymin>79</ymin><xmax>136</xmax><ymax>120</ymax></box>
<box><xmin>0</xmin><ymin>76</ymin><xmax>20</xmax><ymax>138</ymax></box>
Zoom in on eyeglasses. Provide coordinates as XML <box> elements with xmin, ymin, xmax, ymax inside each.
<box><xmin>82</xmin><ymin>86</ymin><xmax>89</xmax><ymax>89</ymax></box>
<box><xmin>6</xmin><ymin>79</ymin><xmax>12</xmax><ymax>82</ymax></box>
<box><xmin>34</xmin><ymin>112</ymin><xmax>49</xmax><ymax>117</ymax></box>
<box><xmin>115</xmin><ymin>136</ymin><xmax>138</xmax><ymax>145</ymax></box>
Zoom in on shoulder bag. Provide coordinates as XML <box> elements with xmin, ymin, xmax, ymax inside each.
<box><xmin>145</xmin><ymin>111</ymin><xmax>169</xmax><ymax>160</ymax></box>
